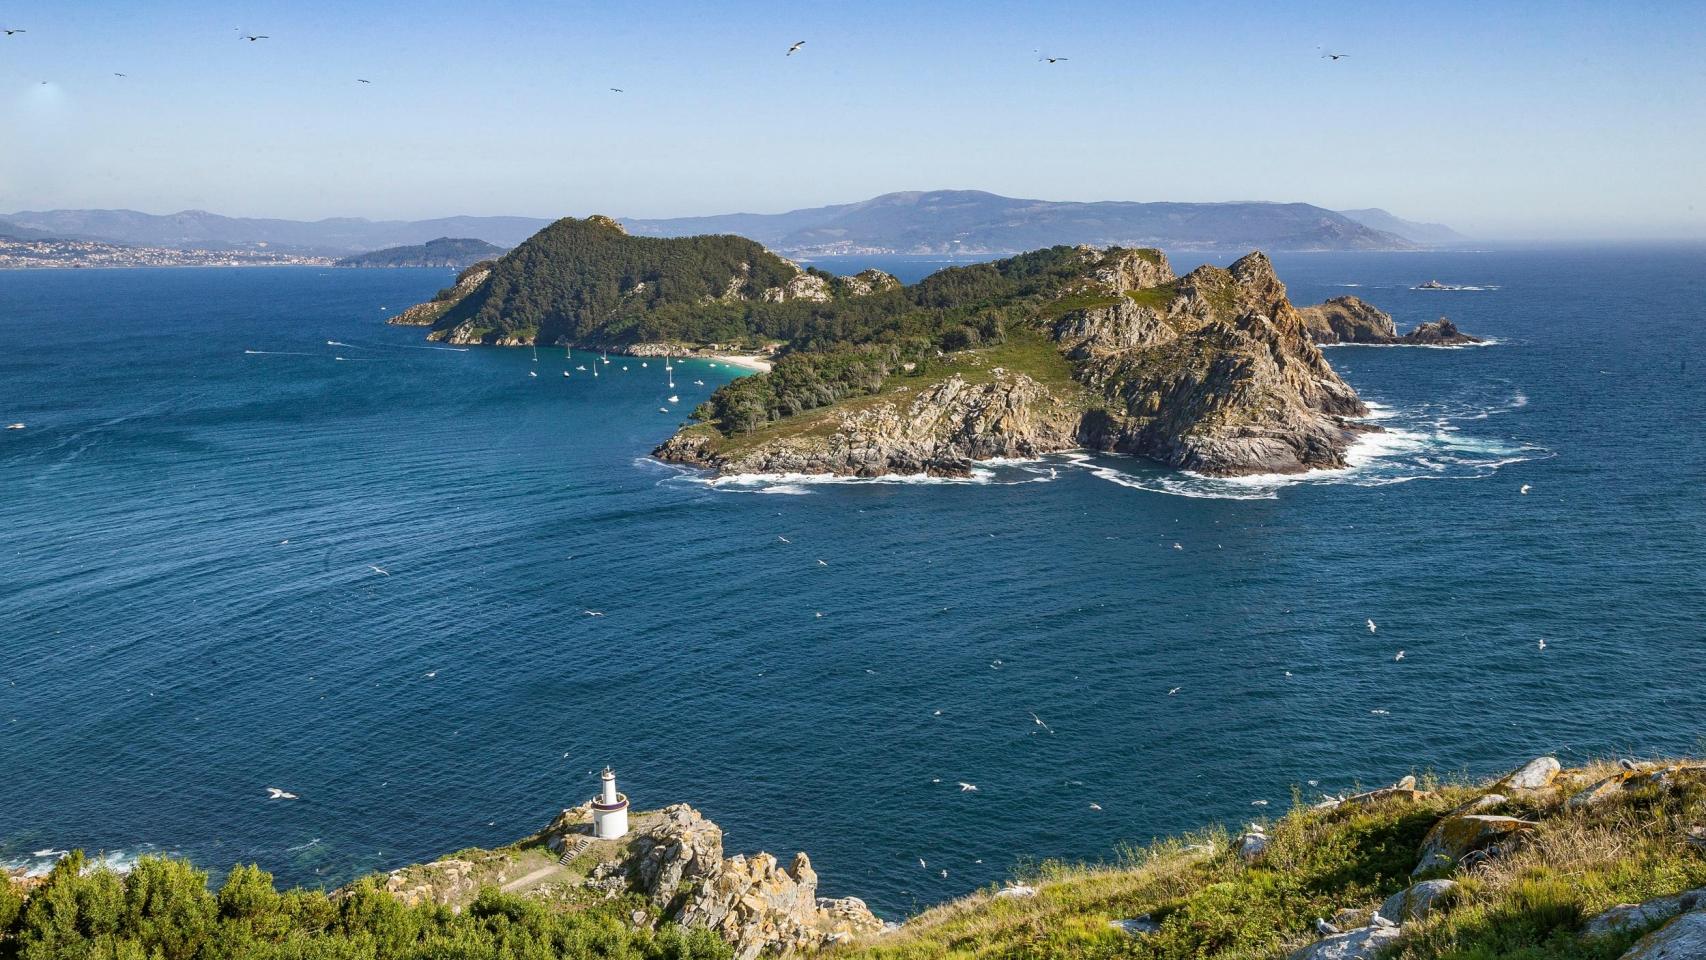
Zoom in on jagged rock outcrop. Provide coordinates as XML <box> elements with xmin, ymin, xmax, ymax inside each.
<box><xmin>389</xmin><ymin>263</ymin><xmax>494</xmax><ymax>326</ymax></box>
<box><xmin>1398</xmin><ymin>316</ymin><xmax>1482</xmax><ymax>345</ymax></box>
<box><xmin>612</xmin><ymin>805</ymin><xmax>882</xmax><ymax>960</ymax></box>
<box><xmin>762</xmin><ymin>272</ymin><xmax>832</xmax><ymax>304</ymax></box>
<box><xmin>657</xmin><ymin>370</ymin><xmax>1084</xmax><ymax>478</ymax></box>
<box><xmin>1297</xmin><ymin>296</ymin><xmax>1400</xmax><ymax>344</ymax></box>
<box><xmin>837</xmin><ymin>268</ymin><xmax>901</xmax><ymax>297</ymax></box>
<box><xmin>1297</xmin><ymin>296</ymin><xmax>1483</xmax><ymax>346</ymax></box>
<box><xmin>661</xmin><ymin>249</ymin><xmax>1376</xmax><ymax>479</ymax></box>
<box><xmin>1585</xmin><ymin>889</ymin><xmax>1706</xmax><ymax>938</ymax></box>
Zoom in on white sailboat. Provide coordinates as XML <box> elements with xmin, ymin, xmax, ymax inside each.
<box><xmin>668</xmin><ymin>395</ymin><xmax>679</xmax><ymax>403</ymax></box>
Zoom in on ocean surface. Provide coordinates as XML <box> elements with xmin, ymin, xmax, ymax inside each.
<box><xmin>2</xmin><ymin>248</ymin><xmax>1704</xmax><ymax>915</ymax></box>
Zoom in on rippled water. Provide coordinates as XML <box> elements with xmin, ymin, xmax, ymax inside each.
<box><xmin>2</xmin><ymin>248</ymin><xmax>1704</xmax><ymax>915</ymax></box>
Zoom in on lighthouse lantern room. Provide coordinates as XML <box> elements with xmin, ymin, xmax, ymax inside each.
<box><xmin>591</xmin><ymin>767</ymin><xmax>629</xmax><ymax>839</ymax></box>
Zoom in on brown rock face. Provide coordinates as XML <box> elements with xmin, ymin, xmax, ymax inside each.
<box><xmin>659</xmin><ymin>371</ymin><xmax>1084</xmax><ymax>478</ymax></box>
<box><xmin>1398</xmin><ymin>317</ymin><xmax>1483</xmax><ymax>345</ymax></box>
<box><xmin>659</xmin><ymin>248</ymin><xmax>1376</xmax><ymax>480</ymax></box>
<box><xmin>1297</xmin><ymin>296</ymin><xmax>1400</xmax><ymax>344</ymax></box>
<box><xmin>389</xmin><ymin>265</ymin><xmax>493</xmax><ymax>327</ymax></box>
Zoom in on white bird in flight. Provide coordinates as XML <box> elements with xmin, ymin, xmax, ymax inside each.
<box><xmin>787</xmin><ymin>40</ymin><xmax>805</xmax><ymax>56</ymax></box>
<box><xmin>1366</xmin><ymin>618</ymin><xmax>1377</xmax><ymax>633</ymax></box>
<box><xmin>958</xmin><ymin>782</ymin><xmax>978</xmax><ymax>792</ymax></box>
<box><xmin>583</xmin><ymin>610</ymin><xmax>605</xmax><ymax>617</ymax></box>
<box><xmin>777</xmin><ymin>535</ymin><xmax>791</xmax><ymax>544</ymax></box>
<box><xmin>1394</xmin><ymin>650</ymin><xmax>1406</xmax><ymax>661</ymax></box>
<box><xmin>1520</xmin><ymin>484</ymin><xmax>1532</xmax><ymax>494</ymax></box>
<box><xmin>1167</xmin><ymin>686</ymin><xmax>1182</xmax><ymax>696</ymax></box>
<box><xmin>266</xmin><ymin>787</ymin><xmax>299</xmax><ymax>800</ymax></box>
<box><xmin>1029</xmin><ymin>712</ymin><xmax>1053</xmax><ymax>734</ymax></box>
<box><xmin>367</xmin><ymin>565</ymin><xmax>388</xmax><ymax>576</ymax></box>
<box><xmin>1537</xmin><ymin>638</ymin><xmax>1547</xmax><ymax>651</ymax></box>
<box><xmin>424</xmin><ymin>670</ymin><xmax>437</xmax><ymax>678</ymax></box>
<box><xmin>1088</xmin><ymin>802</ymin><xmax>1102</xmax><ymax>811</ymax></box>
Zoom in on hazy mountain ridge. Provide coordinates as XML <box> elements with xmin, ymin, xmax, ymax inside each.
<box><xmin>4</xmin><ymin>192</ymin><xmax>1461</xmax><ymax>258</ymax></box>
<box><xmin>623</xmin><ymin>190</ymin><xmax>1434</xmax><ymax>254</ymax></box>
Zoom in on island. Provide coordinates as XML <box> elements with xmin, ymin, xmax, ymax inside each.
<box><xmin>335</xmin><ymin>236</ymin><xmax>508</xmax><ymax>269</ymax></box>
<box><xmin>5</xmin><ymin>755</ymin><xmax>1703</xmax><ymax>960</ymax></box>
<box><xmin>394</xmin><ymin>215</ymin><xmax>1387</xmax><ymax>479</ymax></box>
<box><xmin>1297</xmin><ymin>295</ymin><xmax>1485</xmax><ymax>346</ymax></box>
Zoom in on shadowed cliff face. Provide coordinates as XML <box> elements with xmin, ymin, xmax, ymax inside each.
<box><xmin>658</xmin><ymin>248</ymin><xmax>1375</xmax><ymax>478</ymax></box>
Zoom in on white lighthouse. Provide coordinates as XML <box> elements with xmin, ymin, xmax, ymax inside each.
<box><xmin>591</xmin><ymin>767</ymin><xmax>629</xmax><ymax>839</ymax></box>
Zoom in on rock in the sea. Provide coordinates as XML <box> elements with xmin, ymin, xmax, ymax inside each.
<box><xmin>1297</xmin><ymin>296</ymin><xmax>1399</xmax><ymax>344</ymax></box>
<box><xmin>1584</xmin><ymin>889</ymin><xmax>1706</xmax><ymax>938</ymax></box>
<box><xmin>1380</xmin><ymin>879</ymin><xmax>1460</xmax><ymax>922</ymax></box>
<box><xmin>1413</xmin><ymin>814</ymin><xmax>1536</xmax><ymax>876</ymax></box>
<box><xmin>1619</xmin><ymin>907</ymin><xmax>1706</xmax><ymax>959</ymax></box>
<box><xmin>1499</xmin><ymin>757</ymin><xmax>1563</xmax><ymax>791</ymax></box>
<box><xmin>1397</xmin><ymin>317</ymin><xmax>1482</xmax><ymax>346</ymax></box>
<box><xmin>1288</xmin><ymin>923</ymin><xmax>1402</xmax><ymax>960</ymax></box>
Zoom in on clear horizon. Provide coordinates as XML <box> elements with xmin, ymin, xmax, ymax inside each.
<box><xmin>2</xmin><ymin>0</ymin><xmax>1703</xmax><ymax>240</ymax></box>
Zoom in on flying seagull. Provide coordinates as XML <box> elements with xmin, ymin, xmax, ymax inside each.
<box><xmin>958</xmin><ymin>781</ymin><xmax>978</xmax><ymax>792</ymax></box>
<box><xmin>609</xmin><ymin>87</ymin><xmax>624</xmax><ymax>93</ymax></box>
<box><xmin>366</xmin><ymin>565</ymin><xmax>389</xmax><ymax>576</ymax></box>
<box><xmin>787</xmin><ymin>40</ymin><xmax>805</xmax><ymax>56</ymax></box>
<box><xmin>1320</xmin><ymin>52</ymin><xmax>1348</xmax><ymax>60</ymax></box>
<box><xmin>265</xmin><ymin>787</ymin><xmax>299</xmax><ymax>800</ymax></box>
<box><xmin>1394</xmin><ymin>650</ymin><xmax>1406</xmax><ymax>661</ymax></box>
<box><xmin>1029</xmin><ymin>711</ymin><xmax>1053</xmax><ymax>734</ymax></box>
<box><xmin>240</xmin><ymin>33</ymin><xmax>269</xmax><ymax>42</ymax></box>
<box><xmin>114</xmin><ymin>72</ymin><xmax>127</xmax><ymax>77</ymax></box>
<box><xmin>3</xmin><ymin>29</ymin><xmax>25</xmax><ymax>36</ymax></box>
<box><xmin>1367</xmin><ymin>618</ymin><xmax>1378</xmax><ymax>633</ymax></box>
<box><xmin>583</xmin><ymin>609</ymin><xmax>605</xmax><ymax>617</ymax></box>
<box><xmin>356</xmin><ymin>78</ymin><xmax>371</xmax><ymax>84</ymax></box>
<box><xmin>1037</xmin><ymin>56</ymin><xmax>1068</xmax><ymax>63</ymax></box>
<box><xmin>777</xmin><ymin>535</ymin><xmax>791</xmax><ymax>544</ymax></box>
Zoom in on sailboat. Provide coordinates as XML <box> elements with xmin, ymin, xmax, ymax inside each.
<box><xmin>668</xmin><ymin>395</ymin><xmax>679</xmax><ymax>403</ymax></box>
<box><xmin>601</xmin><ymin>350</ymin><xmax>610</xmax><ymax>365</ymax></box>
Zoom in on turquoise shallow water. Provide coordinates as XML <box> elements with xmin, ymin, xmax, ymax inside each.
<box><xmin>1</xmin><ymin>248</ymin><xmax>1704</xmax><ymax>915</ymax></box>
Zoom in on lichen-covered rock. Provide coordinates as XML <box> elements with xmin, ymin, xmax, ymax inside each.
<box><xmin>1110</xmin><ymin>916</ymin><xmax>1161</xmax><ymax>936</ymax></box>
<box><xmin>1053</xmin><ymin>299</ymin><xmax>1177</xmax><ymax>359</ymax></box>
<box><xmin>1620</xmin><ymin>908</ymin><xmax>1706</xmax><ymax>958</ymax></box>
<box><xmin>761</xmin><ymin>272</ymin><xmax>832</xmax><ymax>303</ymax></box>
<box><xmin>1584</xmin><ymin>889</ymin><xmax>1706</xmax><ymax>937</ymax></box>
<box><xmin>1288</xmin><ymin>923</ymin><xmax>1402</xmax><ymax>960</ymax></box>
<box><xmin>838</xmin><ymin>269</ymin><xmax>901</xmax><ymax>297</ymax></box>
<box><xmin>1083</xmin><ymin>247</ymin><xmax>1174</xmax><ymax>294</ymax></box>
<box><xmin>1413</xmin><ymin>814</ymin><xmax>1536</xmax><ymax>876</ymax></box>
<box><xmin>1567</xmin><ymin>770</ymin><xmax>1644</xmax><ymax>810</ymax></box>
<box><xmin>1500</xmin><ymin>757</ymin><xmax>1562</xmax><ymax>791</ymax></box>
<box><xmin>1297</xmin><ymin>296</ymin><xmax>1400</xmax><ymax>344</ymax></box>
<box><xmin>1380</xmin><ymin>879</ymin><xmax>1460</xmax><ymax>922</ymax></box>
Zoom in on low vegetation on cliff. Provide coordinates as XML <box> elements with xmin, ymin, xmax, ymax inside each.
<box><xmin>5</xmin><ymin>758</ymin><xmax>1702</xmax><ymax>960</ymax></box>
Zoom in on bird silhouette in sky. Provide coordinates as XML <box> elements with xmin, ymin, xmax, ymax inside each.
<box><xmin>787</xmin><ymin>41</ymin><xmax>805</xmax><ymax>56</ymax></box>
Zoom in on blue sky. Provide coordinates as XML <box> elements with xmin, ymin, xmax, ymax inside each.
<box><xmin>2</xmin><ymin>0</ymin><xmax>1702</xmax><ymax>238</ymax></box>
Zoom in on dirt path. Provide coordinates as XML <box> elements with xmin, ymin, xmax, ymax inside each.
<box><xmin>500</xmin><ymin>863</ymin><xmax>562</xmax><ymax>893</ymax></box>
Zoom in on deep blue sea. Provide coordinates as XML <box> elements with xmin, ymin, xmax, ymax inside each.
<box><xmin>3</xmin><ymin>248</ymin><xmax>1704</xmax><ymax>916</ymax></box>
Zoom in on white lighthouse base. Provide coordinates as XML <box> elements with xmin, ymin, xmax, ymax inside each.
<box><xmin>592</xmin><ymin>799</ymin><xmax>629</xmax><ymax>839</ymax></box>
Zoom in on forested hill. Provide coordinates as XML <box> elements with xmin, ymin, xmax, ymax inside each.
<box><xmin>335</xmin><ymin>237</ymin><xmax>506</xmax><ymax>268</ymax></box>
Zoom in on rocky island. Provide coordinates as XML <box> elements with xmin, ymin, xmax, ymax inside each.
<box><xmin>6</xmin><ymin>755</ymin><xmax>1704</xmax><ymax>960</ymax></box>
<box><xmin>1297</xmin><ymin>295</ymin><xmax>1485</xmax><ymax>346</ymax></box>
<box><xmin>395</xmin><ymin>215</ymin><xmax>1390</xmax><ymax>479</ymax></box>
<box><xmin>335</xmin><ymin>236</ymin><xmax>507</xmax><ymax>269</ymax></box>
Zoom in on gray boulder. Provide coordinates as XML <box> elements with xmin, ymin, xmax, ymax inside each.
<box><xmin>1380</xmin><ymin>879</ymin><xmax>1460</xmax><ymax>922</ymax></box>
<box><xmin>1288</xmin><ymin>923</ymin><xmax>1402</xmax><ymax>960</ymax></box>
<box><xmin>1585</xmin><ymin>889</ymin><xmax>1706</xmax><ymax>938</ymax></box>
<box><xmin>1500</xmin><ymin>757</ymin><xmax>1562</xmax><ymax>790</ymax></box>
<box><xmin>1621</xmin><ymin>908</ymin><xmax>1706</xmax><ymax>958</ymax></box>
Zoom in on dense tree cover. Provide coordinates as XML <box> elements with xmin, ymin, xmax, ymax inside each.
<box><xmin>439</xmin><ymin>217</ymin><xmax>800</xmax><ymax>346</ymax></box>
<box><xmin>432</xmin><ymin>218</ymin><xmax>1134</xmax><ymax>433</ymax></box>
<box><xmin>0</xmin><ymin>853</ymin><xmax>730</xmax><ymax>960</ymax></box>
<box><xmin>690</xmin><ymin>246</ymin><xmax>1096</xmax><ymax>432</ymax></box>
<box><xmin>335</xmin><ymin>238</ymin><xmax>507</xmax><ymax>269</ymax></box>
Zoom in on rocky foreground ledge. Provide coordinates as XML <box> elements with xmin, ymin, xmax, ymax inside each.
<box><xmin>377</xmin><ymin>802</ymin><xmax>880</xmax><ymax>960</ymax></box>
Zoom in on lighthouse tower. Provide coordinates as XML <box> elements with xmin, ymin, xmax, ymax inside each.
<box><xmin>590</xmin><ymin>767</ymin><xmax>629</xmax><ymax>839</ymax></box>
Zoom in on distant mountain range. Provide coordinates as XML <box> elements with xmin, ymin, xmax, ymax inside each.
<box><xmin>0</xmin><ymin>210</ymin><xmax>551</xmax><ymax>256</ymax></box>
<box><xmin>2</xmin><ymin>191</ymin><xmax>1466</xmax><ymax>258</ymax></box>
<box><xmin>334</xmin><ymin>237</ymin><xmax>508</xmax><ymax>268</ymax></box>
<box><xmin>623</xmin><ymin>190</ymin><xmax>1464</xmax><ymax>254</ymax></box>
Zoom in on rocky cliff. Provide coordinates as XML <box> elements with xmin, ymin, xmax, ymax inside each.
<box><xmin>660</xmin><ymin>248</ymin><xmax>1374</xmax><ymax>478</ymax></box>
<box><xmin>1298</xmin><ymin>295</ymin><xmax>1484</xmax><ymax>346</ymax></box>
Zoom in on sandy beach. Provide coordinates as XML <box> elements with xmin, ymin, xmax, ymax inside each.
<box><xmin>709</xmin><ymin>354</ymin><xmax>773</xmax><ymax>373</ymax></box>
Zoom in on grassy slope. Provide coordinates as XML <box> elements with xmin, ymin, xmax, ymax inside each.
<box><xmin>838</xmin><ymin>761</ymin><xmax>1706</xmax><ymax>960</ymax></box>
<box><xmin>701</xmin><ymin>327</ymin><xmax>1097</xmax><ymax>460</ymax></box>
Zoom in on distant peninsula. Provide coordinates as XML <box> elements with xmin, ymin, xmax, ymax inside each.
<box><xmin>335</xmin><ymin>237</ymin><xmax>507</xmax><ymax>269</ymax></box>
<box><xmin>394</xmin><ymin>216</ymin><xmax>1388</xmax><ymax>478</ymax></box>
